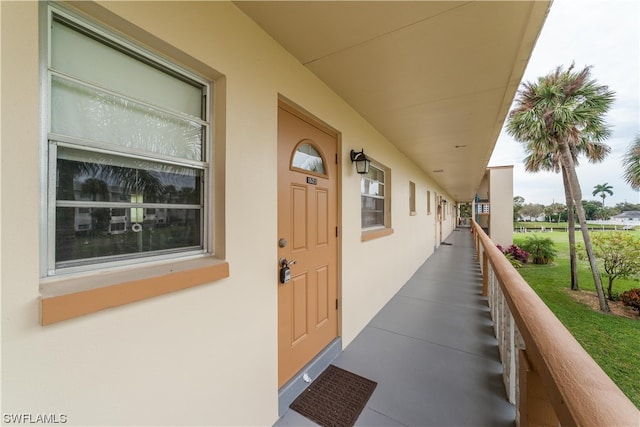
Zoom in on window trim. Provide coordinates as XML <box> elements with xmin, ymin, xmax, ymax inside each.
<box><xmin>409</xmin><ymin>181</ymin><xmax>416</xmax><ymax>216</ymax></box>
<box><xmin>39</xmin><ymin>3</ymin><xmax>227</xmax><ymax>325</ymax></box>
<box><xmin>361</xmin><ymin>227</ymin><xmax>394</xmax><ymax>241</ymax></box>
<box><xmin>40</xmin><ymin>257</ymin><xmax>229</xmax><ymax>325</ymax></box>
<box><xmin>360</xmin><ymin>159</ymin><xmax>393</xmax><ymax>241</ymax></box>
<box><xmin>44</xmin><ymin>4</ymin><xmax>212</xmax><ymax>275</ymax></box>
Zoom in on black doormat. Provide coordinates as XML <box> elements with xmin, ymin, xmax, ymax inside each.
<box><xmin>290</xmin><ymin>365</ymin><xmax>377</xmax><ymax>427</ymax></box>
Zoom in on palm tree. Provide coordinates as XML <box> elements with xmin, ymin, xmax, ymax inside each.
<box><xmin>553</xmin><ymin>203</ymin><xmax>566</xmax><ymax>223</ymax></box>
<box><xmin>543</xmin><ymin>205</ymin><xmax>554</xmax><ymax>222</ymax></box>
<box><xmin>622</xmin><ymin>134</ymin><xmax>640</xmax><ymax>191</ymax></box>
<box><xmin>507</xmin><ymin>64</ymin><xmax>615</xmax><ymax>312</ymax></box>
<box><xmin>522</xmin><ymin>134</ymin><xmax>610</xmax><ymax>291</ymax></box>
<box><xmin>592</xmin><ymin>183</ymin><xmax>613</xmax><ymax>207</ymax></box>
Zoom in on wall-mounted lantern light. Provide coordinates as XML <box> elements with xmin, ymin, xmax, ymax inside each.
<box><xmin>350</xmin><ymin>149</ymin><xmax>371</xmax><ymax>175</ymax></box>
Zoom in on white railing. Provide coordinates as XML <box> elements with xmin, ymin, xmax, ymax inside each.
<box><xmin>472</xmin><ymin>220</ymin><xmax>639</xmax><ymax>426</ymax></box>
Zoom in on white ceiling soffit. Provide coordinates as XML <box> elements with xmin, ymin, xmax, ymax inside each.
<box><xmin>235</xmin><ymin>1</ymin><xmax>551</xmax><ymax>202</ymax></box>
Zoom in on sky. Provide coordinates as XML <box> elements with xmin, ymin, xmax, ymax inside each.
<box><xmin>488</xmin><ymin>0</ymin><xmax>640</xmax><ymax>207</ymax></box>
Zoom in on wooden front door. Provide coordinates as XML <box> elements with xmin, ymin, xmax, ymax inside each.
<box><xmin>277</xmin><ymin>105</ymin><xmax>338</xmax><ymax>388</ymax></box>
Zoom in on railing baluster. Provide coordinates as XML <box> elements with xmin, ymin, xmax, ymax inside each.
<box><xmin>492</xmin><ymin>270</ymin><xmax>498</xmax><ymax>334</ymax></box>
<box><xmin>517</xmin><ymin>350</ymin><xmax>559</xmax><ymax>427</ymax></box>
<box><xmin>471</xmin><ymin>219</ymin><xmax>638</xmax><ymax>426</ymax></box>
<box><xmin>505</xmin><ymin>310</ymin><xmax>516</xmax><ymax>404</ymax></box>
<box><xmin>482</xmin><ymin>252</ymin><xmax>489</xmax><ymax>296</ymax></box>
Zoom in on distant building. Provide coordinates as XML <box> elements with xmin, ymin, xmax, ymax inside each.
<box><xmin>611</xmin><ymin>211</ymin><xmax>640</xmax><ymax>223</ymax></box>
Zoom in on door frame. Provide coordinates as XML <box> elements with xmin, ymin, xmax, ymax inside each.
<box><xmin>277</xmin><ymin>96</ymin><xmax>342</xmax><ymax>380</ymax></box>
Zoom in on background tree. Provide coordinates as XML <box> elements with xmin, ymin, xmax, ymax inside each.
<box><xmin>507</xmin><ymin>64</ymin><xmax>615</xmax><ymax>311</ymax></box>
<box><xmin>513</xmin><ymin>196</ymin><xmax>525</xmax><ymax>221</ymax></box>
<box><xmin>582</xmin><ymin>200</ymin><xmax>602</xmax><ymax>220</ymax></box>
<box><xmin>595</xmin><ymin>208</ymin><xmax>607</xmax><ymax>220</ymax></box>
<box><xmin>622</xmin><ymin>134</ymin><xmax>640</xmax><ymax>191</ymax></box>
<box><xmin>550</xmin><ymin>202</ymin><xmax>566</xmax><ymax>222</ymax></box>
<box><xmin>615</xmin><ymin>201</ymin><xmax>640</xmax><ymax>212</ymax></box>
<box><xmin>592</xmin><ymin>182</ymin><xmax>613</xmax><ymax>207</ymax></box>
<box><xmin>580</xmin><ymin>232</ymin><xmax>640</xmax><ymax>301</ymax></box>
<box><xmin>520</xmin><ymin>203</ymin><xmax>545</xmax><ymax>220</ymax></box>
<box><xmin>459</xmin><ymin>202</ymin><xmax>472</xmax><ymax>218</ymax></box>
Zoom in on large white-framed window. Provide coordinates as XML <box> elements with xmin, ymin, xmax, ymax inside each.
<box><xmin>44</xmin><ymin>5</ymin><xmax>211</xmax><ymax>276</ymax></box>
<box><xmin>360</xmin><ymin>161</ymin><xmax>393</xmax><ymax>240</ymax></box>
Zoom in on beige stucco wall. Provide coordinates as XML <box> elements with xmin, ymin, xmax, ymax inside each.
<box><xmin>488</xmin><ymin>166</ymin><xmax>514</xmax><ymax>247</ymax></box>
<box><xmin>0</xmin><ymin>1</ymin><xmax>455</xmax><ymax>425</ymax></box>
<box><xmin>473</xmin><ymin>167</ymin><xmax>513</xmax><ymax>247</ymax></box>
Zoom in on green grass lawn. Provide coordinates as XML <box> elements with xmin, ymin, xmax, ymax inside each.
<box><xmin>513</xmin><ymin>231</ymin><xmax>640</xmax><ymax>408</ymax></box>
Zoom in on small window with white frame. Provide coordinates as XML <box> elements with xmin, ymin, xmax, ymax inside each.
<box><xmin>360</xmin><ymin>161</ymin><xmax>392</xmax><ymax>237</ymax></box>
<box><xmin>44</xmin><ymin>5</ymin><xmax>211</xmax><ymax>275</ymax></box>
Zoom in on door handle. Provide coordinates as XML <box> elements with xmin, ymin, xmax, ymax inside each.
<box><xmin>279</xmin><ymin>258</ymin><xmax>296</xmax><ymax>284</ymax></box>
<box><xmin>279</xmin><ymin>258</ymin><xmax>296</xmax><ymax>268</ymax></box>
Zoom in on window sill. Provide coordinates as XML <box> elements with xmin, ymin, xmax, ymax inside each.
<box><xmin>361</xmin><ymin>227</ymin><xmax>394</xmax><ymax>242</ymax></box>
<box><xmin>40</xmin><ymin>257</ymin><xmax>229</xmax><ymax>325</ymax></box>
<box><xmin>410</xmin><ymin>211</ymin><xmax>417</xmax><ymax>216</ymax></box>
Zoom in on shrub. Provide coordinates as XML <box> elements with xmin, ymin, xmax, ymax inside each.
<box><xmin>520</xmin><ymin>234</ymin><xmax>557</xmax><ymax>265</ymax></box>
<box><xmin>496</xmin><ymin>244</ymin><xmax>528</xmax><ymax>268</ymax></box>
<box><xmin>620</xmin><ymin>288</ymin><xmax>640</xmax><ymax>314</ymax></box>
<box><xmin>505</xmin><ymin>244</ymin><xmax>529</xmax><ymax>264</ymax></box>
<box><xmin>504</xmin><ymin>253</ymin><xmax>523</xmax><ymax>269</ymax></box>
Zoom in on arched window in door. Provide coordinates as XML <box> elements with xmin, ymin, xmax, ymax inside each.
<box><xmin>291</xmin><ymin>140</ymin><xmax>326</xmax><ymax>175</ymax></box>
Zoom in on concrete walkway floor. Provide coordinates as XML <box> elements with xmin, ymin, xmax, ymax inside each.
<box><xmin>275</xmin><ymin>227</ymin><xmax>515</xmax><ymax>426</ymax></box>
